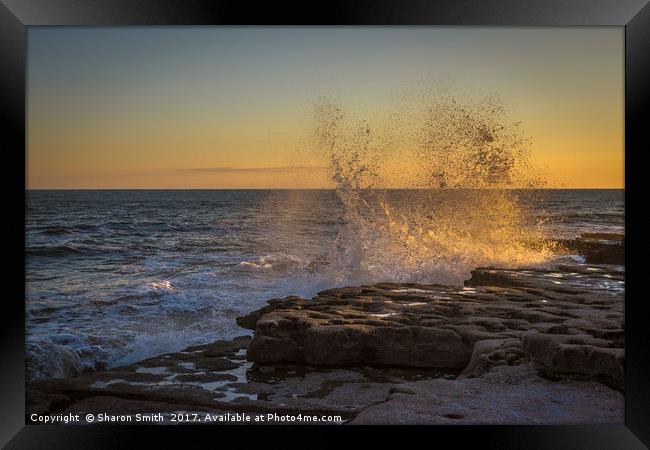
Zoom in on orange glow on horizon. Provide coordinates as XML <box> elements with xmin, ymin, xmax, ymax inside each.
<box><xmin>27</xmin><ymin>27</ymin><xmax>624</xmax><ymax>189</ymax></box>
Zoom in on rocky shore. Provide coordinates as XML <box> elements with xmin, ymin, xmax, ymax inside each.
<box><xmin>27</xmin><ymin>256</ymin><xmax>624</xmax><ymax>425</ymax></box>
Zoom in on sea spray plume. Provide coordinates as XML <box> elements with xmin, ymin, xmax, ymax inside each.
<box><xmin>312</xmin><ymin>95</ymin><xmax>554</xmax><ymax>285</ymax></box>
<box><xmin>313</xmin><ymin>100</ymin><xmax>382</xmax><ymax>191</ymax></box>
<box><xmin>416</xmin><ymin>94</ymin><xmax>542</xmax><ymax>189</ymax></box>
<box><xmin>411</xmin><ymin>93</ymin><xmax>554</xmax><ymax>274</ymax></box>
<box><xmin>313</xmin><ymin>100</ymin><xmax>386</xmax><ymax>282</ymax></box>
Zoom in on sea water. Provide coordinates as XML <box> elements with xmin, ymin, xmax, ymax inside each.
<box><xmin>26</xmin><ymin>188</ymin><xmax>623</xmax><ymax>380</ymax></box>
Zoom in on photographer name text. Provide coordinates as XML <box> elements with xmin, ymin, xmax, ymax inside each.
<box><xmin>29</xmin><ymin>412</ymin><xmax>343</xmax><ymax>424</ymax></box>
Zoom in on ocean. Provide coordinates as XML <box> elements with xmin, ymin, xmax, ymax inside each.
<box><xmin>26</xmin><ymin>189</ymin><xmax>624</xmax><ymax>380</ymax></box>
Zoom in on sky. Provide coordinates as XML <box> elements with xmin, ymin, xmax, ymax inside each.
<box><xmin>27</xmin><ymin>27</ymin><xmax>624</xmax><ymax>189</ymax></box>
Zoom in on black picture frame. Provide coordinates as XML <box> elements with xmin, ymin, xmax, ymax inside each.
<box><xmin>1</xmin><ymin>0</ymin><xmax>648</xmax><ymax>448</ymax></box>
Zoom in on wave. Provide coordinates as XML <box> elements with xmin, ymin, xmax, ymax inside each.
<box><xmin>26</xmin><ymin>280</ymin><xmax>233</xmax><ymax>381</ymax></box>
<box><xmin>26</xmin><ymin>335</ymin><xmax>117</xmax><ymax>380</ymax></box>
<box><xmin>551</xmin><ymin>213</ymin><xmax>624</xmax><ymax>220</ymax></box>
<box><xmin>40</xmin><ymin>226</ymin><xmax>71</xmax><ymax>236</ymax></box>
<box><xmin>37</xmin><ymin>223</ymin><xmax>101</xmax><ymax>235</ymax></box>
<box><xmin>307</xmin><ymin>95</ymin><xmax>555</xmax><ymax>285</ymax></box>
<box><xmin>26</xmin><ymin>243</ymin><xmax>126</xmax><ymax>257</ymax></box>
<box><xmin>239</xmin><ymin>254</ymin><xmax>307</xmax><ymax>272</ymax></box>
<box><xmin>26</xmin><ymin>244</ymin><xmax>87</xmax><ymax>257</ymax></box>
<box><xmin>580</xmin><ymin>232</ymin><xmax>624</xmax><ymax>242</ymax></box>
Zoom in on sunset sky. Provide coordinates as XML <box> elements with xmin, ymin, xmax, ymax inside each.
<box><xmin>27</xmin><ymin>27</ymin><xmax>624</xmax><ymax>189</ymax></box>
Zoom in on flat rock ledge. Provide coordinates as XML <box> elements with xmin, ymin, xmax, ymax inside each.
<box><xmin>238</xmin><ymin>265</ymin><xmax>624</xmax><ymax>392</ymax></box>
<box><xmin>27</xmin><ymin>264</ymin><xmax>624</xmax><ymax>425</ymax></box>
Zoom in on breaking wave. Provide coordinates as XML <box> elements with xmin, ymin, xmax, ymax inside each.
<box><xmin>310</xmin><ymin>93</ymin><xmax>554</xmax><ymax>285</ymax></box>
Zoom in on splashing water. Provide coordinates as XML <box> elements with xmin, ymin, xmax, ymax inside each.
<box><xmin>312</xmin><ymin>94</ymin><xmax>554</xmax><ymax>285</ymax></box>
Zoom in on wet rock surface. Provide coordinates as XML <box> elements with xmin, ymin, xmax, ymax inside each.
<box><xmin>240</xmin><ymin>264</ymin><xmax>624</xmax><ymax>391</ymax></box>
<box><xmin>27</xmin><ymin>263</ymin><xmax>624</xmax><ymax>424</ymax></box>
<box><xmin>27</xmin><ymin>336</ymin><xmax>455</xmax><ymax>424</ymax></box>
